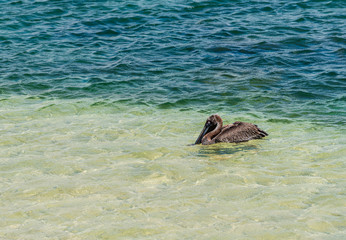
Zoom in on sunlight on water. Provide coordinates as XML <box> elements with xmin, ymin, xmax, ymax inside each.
<box><xmin>1</xmin><ymin>97</ymin><xmax>345</xmax><ymax>239</ymax></box>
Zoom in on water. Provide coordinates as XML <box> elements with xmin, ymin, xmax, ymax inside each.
<box><xmin>1</xmin><ymin>0</ymin><xmax>345</xmax><ymax>239</ymax></box>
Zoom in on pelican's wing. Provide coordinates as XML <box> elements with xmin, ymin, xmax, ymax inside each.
<box><xmin>214</xmin><ymin>121</ymin><xmax>268</xmax><ymax>143</ymax></box>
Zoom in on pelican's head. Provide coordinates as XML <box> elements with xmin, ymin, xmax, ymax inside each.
<box><xmin>194</xmin><ymin>114</ymin><xmax>222</xmax><ymax>144</ymax></box>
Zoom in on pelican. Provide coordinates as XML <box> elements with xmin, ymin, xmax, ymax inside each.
<box><xmin>195</xmin><ymin>114</ymin><xmax>268</xmax><ymax>145</ymax></box>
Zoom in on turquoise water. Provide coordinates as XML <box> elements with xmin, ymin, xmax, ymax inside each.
<box><xmin>1</xmin><ymin>0</ymin><xmax>345</xmax><ymax>239</ymax></box>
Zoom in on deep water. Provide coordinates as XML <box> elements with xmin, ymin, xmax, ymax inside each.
<box><xmin>1</xmin><ymin>0</ymin><xmax>345</xmax><ymax>239</ymax></box>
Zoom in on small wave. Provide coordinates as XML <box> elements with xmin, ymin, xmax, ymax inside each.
<box><xmin>267</xmin><ymin>118</ymin><xmax>294</xmax><ymax>123</ymax></box>
<box><xmin>292</xmin><ymin>90</ymin><xmax>329</xmax><ymax>100</ymax></box>
<box><xmin>206</xmin><ymin>46</ymin><xmax>232</xmax><ymax>53</ymax></box>
<box><xmin>95</xmin><ymin>29</ymin><xmax>120</xmax><ymax>37</ymax></box>
<box><xmin>329</xmin><ymin>36</ymin><xmax>346</xmax><ymax>44</ymax></box>
<box><xmin>278</xmin><ymin>37</ymin><xmax>317</xmax><ymax>48</ymax></box>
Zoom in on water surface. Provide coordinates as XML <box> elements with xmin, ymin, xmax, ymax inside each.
<box><xmin>1</xmin><ymin>0</ymin><xmax>345</xmax><ymax>239</ymax></box>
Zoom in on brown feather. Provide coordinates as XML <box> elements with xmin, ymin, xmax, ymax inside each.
<box><xmin>214</xmin><ymin>121</ymin><xmax>268</xmax><ymax>143</ymax></box>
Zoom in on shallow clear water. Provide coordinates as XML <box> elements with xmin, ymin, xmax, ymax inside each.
<box><xmin>1</xmin><ymin>0</ymin><xmax>346</xmax><ymax>239</ymax></box>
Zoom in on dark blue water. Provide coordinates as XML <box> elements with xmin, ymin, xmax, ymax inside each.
<box><xmin>1</xmin><ymin>0</ymin><xmax>345</xmax><ymax>125</ymax></box>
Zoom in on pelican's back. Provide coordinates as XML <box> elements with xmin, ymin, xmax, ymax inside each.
<box><xmin>214</xmin><ymin>121</ymin><xmax>268</xmax><ymax>143</ymax></box>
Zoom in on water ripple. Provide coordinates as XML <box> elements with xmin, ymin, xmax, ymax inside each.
<box><xmin>0</xmin><ymin>0</ymin><xmax>345</xmax><ymax>125</ymax></box>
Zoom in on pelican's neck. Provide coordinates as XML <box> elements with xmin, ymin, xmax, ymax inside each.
<box><xmin>202</xmin><ymin>117</ymin><xmax>223</xmax><ymax>145</ymax></box>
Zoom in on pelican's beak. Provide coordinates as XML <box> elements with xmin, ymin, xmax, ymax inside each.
<box><xmin>194</xmin><ymin>121</ymin><xmax>212</xmax><ymax>145</ymax></box>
